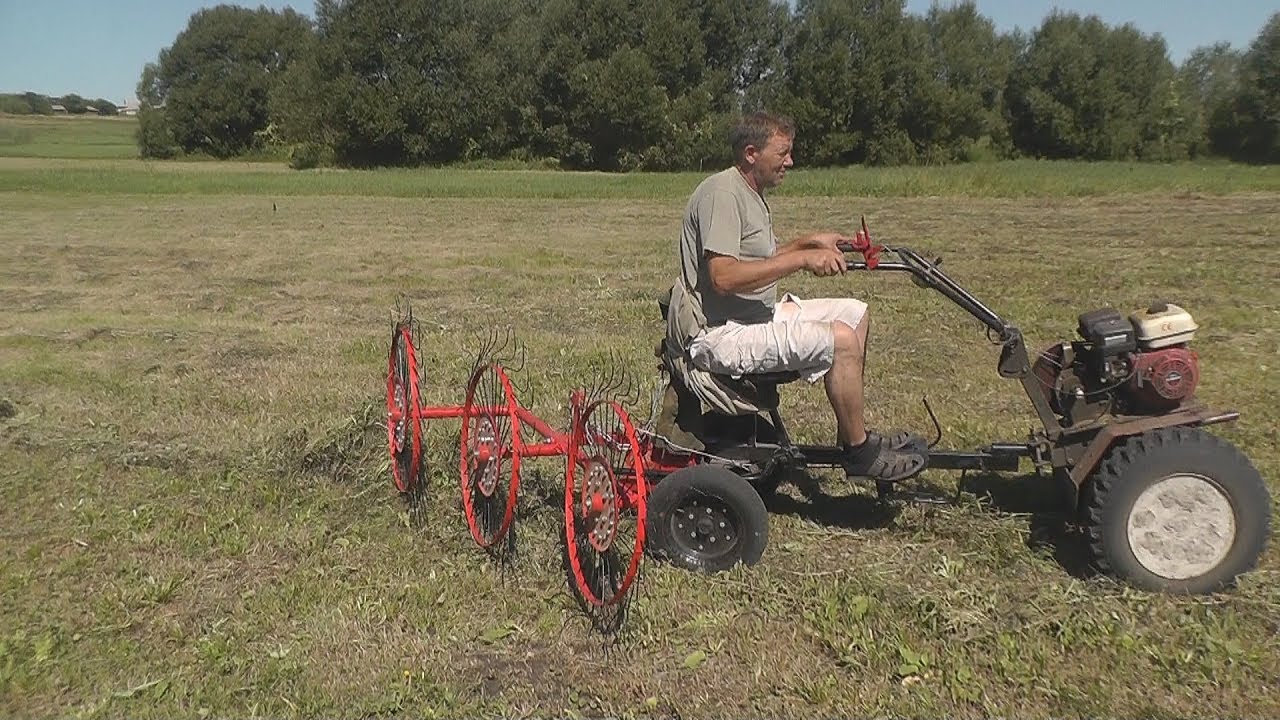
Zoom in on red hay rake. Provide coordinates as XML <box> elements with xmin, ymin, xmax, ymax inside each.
<box><xmin>385</xmin><ymin>308</ymin><xmax>651</xmax><ymax>624</ymax></box>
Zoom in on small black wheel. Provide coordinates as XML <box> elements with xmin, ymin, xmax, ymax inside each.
<box><xmin>1083</xmin><ymin>427</ymin><xmax>1270</xmax><ymax>594</ymax></box>
<box><xmin>646</xmin><ymin>464</ymin><xmax>768</xmax><ymax>573</ymax></box>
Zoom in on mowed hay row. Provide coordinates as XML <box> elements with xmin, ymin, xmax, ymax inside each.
<box><xmin>1</xmin><ymin>189</ymin><xmax>1278</xmax><ymax>718</ymax></box>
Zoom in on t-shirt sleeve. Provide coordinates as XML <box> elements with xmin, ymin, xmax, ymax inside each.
<box><xmin>697</xmin><ymin>190</ymin><xmax>743</xmax><ymax>259</ymax></box>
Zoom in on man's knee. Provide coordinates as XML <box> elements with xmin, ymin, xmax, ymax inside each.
<box><xmin>853</xmin><ymin>307</ymin><xmax>869</xmax><ymax>339</ymax></box>
<box><xmin>831</xmin><ymin>298</ymin><xmax>869</xmax><ymax>334</ymax></box>
<box><xmin>831</xmin><ymin>320</ymin><xmax>863</xmax><ymax>361</ymax></box>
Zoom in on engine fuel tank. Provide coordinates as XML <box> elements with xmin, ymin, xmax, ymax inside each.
<box><xmin>1130</xmin><ymin>302</ymin><xmax>1198</xmax><ymax>349</ymax></box>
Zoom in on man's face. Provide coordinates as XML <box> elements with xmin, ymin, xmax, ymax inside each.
<box><xmin>749</xmin><ymin>131</ymin><xmax>794</xmax><ymax>190</ymax></box>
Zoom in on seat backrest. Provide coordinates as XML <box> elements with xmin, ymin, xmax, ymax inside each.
<box><xmin>658</xmin><ymin>281</ymin><xmax>788</xmax><ymax>416</ymax></box>
<box><xmin>657</xmin><ymin>285</ymin><xmax>673</xmax><ymax>322</ymax></box>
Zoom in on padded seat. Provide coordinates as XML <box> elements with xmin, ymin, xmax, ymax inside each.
<box><xmin>652</xmin><ymin>343</ymin><xmax>802</xmax><ymax>450</ymax></box>
<box><xmin>710</xmin><ymin>371</ymin><xmax>802</xmax><ymax>411</ymax></box>
<box><xmin>724</xmin><ymin>371</ymin><xmax>803</xmax><ymax>386</ymax></box>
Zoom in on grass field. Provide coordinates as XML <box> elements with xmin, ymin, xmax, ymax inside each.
<box><xmin>0</xmin><ymin>115</ymin><xmax>139</xmax><ymax>160</ymax></box>
<box><xmin>3</xmin><ymin>155</ymin><xmax>1279</xmax><ymax>199</ymax></box>
<box><xmin>2</xmin><ymin>135</ymin><xmax>1279</xmax><ymax>718</ymax></box>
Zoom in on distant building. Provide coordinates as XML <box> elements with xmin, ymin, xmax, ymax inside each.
<box><xmin>120</xmin><ymin>98</ymin><xmax>140</xmax><ymax>116</ymax></box>
<box><xmin>50</xmin><ymin>104</ymin><xmax>67</xmax><ymax>114</ymax></box>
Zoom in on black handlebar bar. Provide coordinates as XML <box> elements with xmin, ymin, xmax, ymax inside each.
<box><xmin>842</xmin><ymin>245</ymin><xmax>1016</xmax><ymax>341</ymax></box>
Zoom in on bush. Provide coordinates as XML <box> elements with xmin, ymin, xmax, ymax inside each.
<box><xmin>960</xmin><ymin>135</ymin><xmax>1004</xmax><ymax>163</ymax></box>
<box><xmin>866</xmin><ymin>131</ymin><xmax>918</xmax><ymax>166</ymax></box>
<box><xmin>0</xmin><ymin>95</ymin><xmax>32</xmax><ymax>114</ymax></box>
<box><xmin>136</xmin><ymin>107</ymin><xmax>178</xmax><ymax>159</ymax></box>
<box><xmin>288</xmin><ymin>142</ymin><xmax>332</xmax><ymax>170</ymax></box>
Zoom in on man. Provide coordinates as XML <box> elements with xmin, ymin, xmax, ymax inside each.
<box><xmin>666</xmin><ymin>111</ymin><xmax>926</xmax><ymax>483</ymax></box>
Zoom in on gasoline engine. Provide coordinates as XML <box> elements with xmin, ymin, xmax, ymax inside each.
<box><xmin>1033</xmin><ymin>302</ymin><xmax>1201</xmax><ymax>425</ymax></box>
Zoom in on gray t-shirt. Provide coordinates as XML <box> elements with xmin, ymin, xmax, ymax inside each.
<box><xmin>677</xmin><ymin>167</ymin><xmax>778</xmax><ymax>327</ymax></box>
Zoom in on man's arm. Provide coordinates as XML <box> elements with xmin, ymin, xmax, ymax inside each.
<box><xmin>775</xmin><ymin>231</ymin><xmax>848</xmax><ymax>255</ymax></box>
<box><xmin>695</xmin><ymin>189</ymin><xmax>847</xmax><ymax>295</ymax></box>
<box><xmin>706</xmin><ymin>248</ymin><xmax>846</xmax><ymax>295</ymax></box>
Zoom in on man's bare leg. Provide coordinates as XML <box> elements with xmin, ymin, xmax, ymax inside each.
<box><xmin>824</xmin><ymin>316</ymin><xmax>869</xmax><ymax>446</ymax></box>
<box><xmin>821</xmin><ymin>312</ymin><xmax>925</xmax><ymax>482</ymax></box>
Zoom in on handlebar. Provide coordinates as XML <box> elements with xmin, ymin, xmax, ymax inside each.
<box><xmin>837</xmin><ymin>241</ymin><xmax>1015</xmax><ymax>341</ymax></box>
<box><xmin>830</xmin><ymin>219</ymin><xmax>1031</xmax><ymax>390</ymax></box>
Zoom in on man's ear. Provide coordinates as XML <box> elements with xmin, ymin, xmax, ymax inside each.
<box><xmin>742</xmin><ymin>144</ymin><xmax>758</xmax><ymax>166</ymax></box>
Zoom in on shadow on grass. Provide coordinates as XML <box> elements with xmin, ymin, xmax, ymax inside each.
<box><xmin>960</xmin><ymin>471</ymin><xmax>1097</xmax><ymax>581</ymax></box>
<box><xmin>763</xmin><ymin>470</ymin><xmax>901</xmax><ymax>531</ymax></box>
<box><xmin>764</xmin><ymin>467</ymin><xmax>1098</xmax><ymax>581</ymax></box>
<box><xmin>533</xmin><ymin>464</ymin><xmax>1097</xmax><ymax>581</ymax></box>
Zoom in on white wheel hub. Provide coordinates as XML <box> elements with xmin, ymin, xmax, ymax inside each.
<box><xmin>1126</xmin><ymin>473</ymin><xmax>1236</xmax><ymax>580</ymax></box>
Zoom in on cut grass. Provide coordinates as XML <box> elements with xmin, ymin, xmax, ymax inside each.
<box><xmin>1</xmin><ymin>171</ymin><xmax>1278</xmax><ymax>718</ymax></box>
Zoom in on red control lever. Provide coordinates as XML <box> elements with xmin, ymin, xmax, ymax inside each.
<box><xmin>836</xmin><ymin>216</ymin><xmax>884</xmax><ymax>269</ymax></box>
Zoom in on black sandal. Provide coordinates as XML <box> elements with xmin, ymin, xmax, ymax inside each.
<box><xmin>868</xmin><ymin>429</ymin><xmax>928</xmax><ymax>453</ymax></box>
<box><xmin>844</xmin><ymin>438</ymin><xmax>928</xmax><ymax>483</ymax></box>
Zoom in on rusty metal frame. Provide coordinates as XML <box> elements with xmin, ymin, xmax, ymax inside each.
<box><xmin>1065</xmin><ymin>405</ymin><xmax>1240</xmax><ymax>485</ymax></box>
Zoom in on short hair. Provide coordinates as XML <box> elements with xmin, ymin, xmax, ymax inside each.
<box><xmin>730</xmin><ymin>111</ymin><xmax>795</xmax><ymax>159</ymax></box>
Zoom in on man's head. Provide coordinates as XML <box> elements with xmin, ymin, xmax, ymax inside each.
<box><xmin>731</xmin><ymin>111</ymin><xmax>795</xmax><ymax>191</ymax></box>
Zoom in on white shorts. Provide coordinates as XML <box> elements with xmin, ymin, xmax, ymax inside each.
<box><xmin>688</xmin><ymin>294</ymin><xmax>868</xmax><ymax>383</ymax></box>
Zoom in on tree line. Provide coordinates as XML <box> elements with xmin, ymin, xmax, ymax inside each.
<box><xmin>133</xmin><ymin>0</ymin><xmax>1280</xmax><ymax>169</ymax></box>
<box><xmin>1</xmin><ymin>92</ymin><xmax>122</xmax><ymax>116</ymax></box>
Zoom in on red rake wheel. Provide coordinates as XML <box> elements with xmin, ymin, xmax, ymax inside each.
<box><xmin>386</xmin><ymin>322</ymin><xmax>423</xmax><ymax>494</ymax></box>
<box><xmin>564</xmin><ymin>400</ymin><xmax>648</xmax><ymax>609</ymax></box>
<box><xmin>459</xmin><ymin>363</ymin><xmax>522</xmax><ymax>549</ymax></box>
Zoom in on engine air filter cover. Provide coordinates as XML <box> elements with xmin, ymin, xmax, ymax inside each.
<box><xmin>1078</xmin><ymin>307</ymin><xmax>1137</xmax><ymax>356</ymax></box>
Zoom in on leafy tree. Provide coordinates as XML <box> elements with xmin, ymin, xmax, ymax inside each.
<box><xmin>91</xmin><ymin>98</ymin><xmax>120</xmax><ymax>116</ymax></box>
<box><xmin>24</xmin><ymin>92</ymin><xmax>53</xmax><ymax>114</ymax></box>
<box><xmin>669</xmin><ymin>0</ymin><xmax>789</xmax><ymax>170</ymax></box>
<box><xmin>782</xmin><ymin>0</ymin><xmax>926</xmax><ymax>165</ymax></box>
<box><xmin>138</xmin><ymin>4</ymin><xmax>312</xmax><ymax>158</ymax></box>
<box><xmin>136</xmin><ymin>106</ymin><xmax>178</xmax><ymax>158</ymax></box>
<box><xmin>1006</xmin><ymin>12</ymin><xmax>1176</xmax><ymax>160</ymax></box>
<box><xmin>504</xmin><ymin>0</ymin><xmax>785</xmax><ymax>169</ymax></box>
<box><xmin>519</xmin><ymin>0</ymin><xmax>661</xmax><ymax>167</ymax></box>
<box><xmin>566</xmin><ymin>47</ymin><xmax>668</xmax><ymax>169</ymax></box>
<box><xmin>58</xmin><ymin>94</ymin><xmax>89</xmax><ymax>114</ymax></box>
<box><xmin>136</xmin><ymin>64</ymin><xmax>179</xmax><ymax>158</ymax></box>
<box><xmin>278</xmin><ymin>0</ymin><xmax>525</xmax><ymax>166</ymax></box>
<box><xmin>1222</xmin><ymin>12</ymin><xmax>1280</xmax><ymax>162</ymax></box>
<box><xmin>907</xmin><ymin>2</ymin><xmax>1015</xmax><ymax>161</ymax></box>
<box><xmin>1177</xmin><ymin>43</ymin><xmax>1243</xmax><ymax>156</ymax></box>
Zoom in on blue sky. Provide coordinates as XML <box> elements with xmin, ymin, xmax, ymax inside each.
<box><xmin>0</xmin><ymin>0</ymin><xmax>1275</xmax><ymax>102</ymax></box>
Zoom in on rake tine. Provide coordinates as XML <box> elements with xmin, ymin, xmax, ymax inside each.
<box><xmin>608</xmin><ymin>355</ymin><xmax>623</xmax><ymax>398</ymax></box>
<box><xmin>622</xmin><ymin>366</ymin><xmax>640</xmax><ymax>409</ymax></box>
<box><xmin>586</xmin><ymin>360</ymin><xmax>602</xmax><ymax>405</ymax></box>
<box><xmin>603</xmin><ymin>362</ymin><xmax>616</xmax><ymax>401</ymax></box>
<box><xmin>507</xmin><ymin>339</ymin><xmax>531</xmax><ymax>399</ymax></box>
<box><xmin>494</xmin><ymin>326</ymin><xmax>509</xmax><ymax>360</ymax></box>
<box><xmin>608</xmin><ymin>360</ymin><xmax>619</xmax><ymax>400</ymax></box>
<box><xmin>597</xmin><ymin>360</ymin><xmax>612</xmax><ymax>401</ymax></box>
<box><xmin>513</xmin><ymin>339</ymin><xmax>528</xmax><ymax>375</ymax></box>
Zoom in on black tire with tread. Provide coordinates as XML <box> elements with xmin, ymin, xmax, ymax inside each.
<box><xmin>1082</xmin><ymin>426</ymin><xmax>1270</xmax><ymax>594</ymax></box>
<box><xmin>646</xmin><ymin>464</ymin><xmax>768</xmax><ymax>573</ymax></box>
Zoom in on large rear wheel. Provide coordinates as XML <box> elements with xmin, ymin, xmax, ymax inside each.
<box><xmin>1083</xmin><ymin>427</ymin><xmax>1270</xmax><ymax>594</ymax></box>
